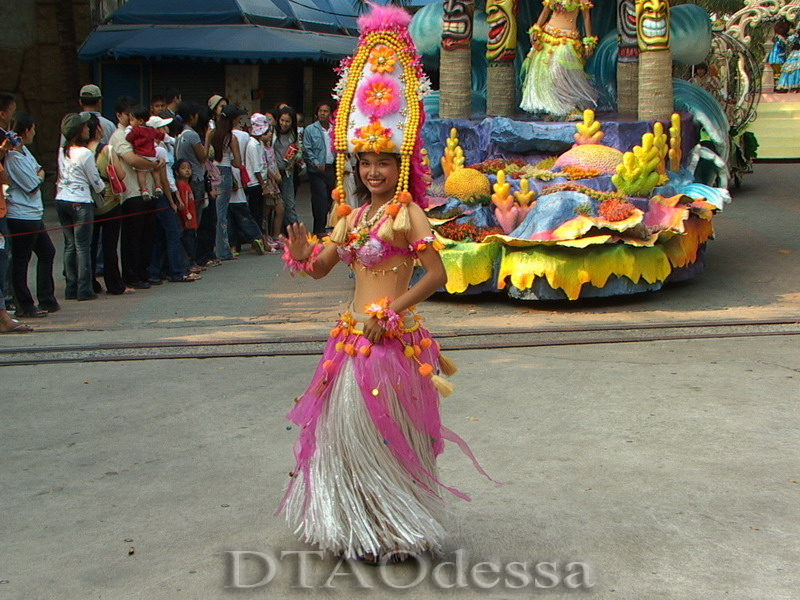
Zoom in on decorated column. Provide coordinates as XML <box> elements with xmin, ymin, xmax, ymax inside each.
<box><xmin>486</xmin><ymin>0</ymin><xmax>518</xmax><ymax>116</ymax></box>
<box><xmin>636</xmin><ymin>0</ymin><xmax>673</xmax><ymax>121</ymax></box>
<box><xmin>440</xmin><ymin>0</ymin><xmax>474</xmax><ymax>118</ymax></box>
<box><xmin>616</xmin><ymin>0</ymin><xmax>639</xmax><ymax>117</ymax></box>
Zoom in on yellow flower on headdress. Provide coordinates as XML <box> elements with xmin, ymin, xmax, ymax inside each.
<box><xmin>368</xmin><ymin>45</ymin><xmax>397</xmax><ymax>74</ymax></box>
<box><xmin>352</xmin><ymin>121</ymin><xmax>396</xmax><ymax>153</ymax></box>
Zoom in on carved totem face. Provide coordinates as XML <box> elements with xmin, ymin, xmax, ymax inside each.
<box><xmin>442</xmin><ymin>0</ymin><xmax>474</xmax><ymax>50</ymax></box>
<box><xmin>636</xmin><ymin>0</ymin><xmax>669</xmax><ymax>50</ymax></box>
<box><xmin>617</xmin><ymin>0</ymin><xmax>637</xmax><ymax>48</ymax></box>
<box><xmin>486</xmin><ymin>0</ymin><xmax>518</xmax><ymax>61</ymax></box>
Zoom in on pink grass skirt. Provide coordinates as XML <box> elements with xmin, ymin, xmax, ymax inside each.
<box><xmin>276</xmin><ymin>309</ymin><xmax>497</xmax><ymax>558</ymax></box>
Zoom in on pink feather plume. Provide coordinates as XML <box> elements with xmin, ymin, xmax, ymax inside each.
<box><xmin>357</xmin><ymin>2</ymin><xmax>412</xmax><ymax>33</ymax></box>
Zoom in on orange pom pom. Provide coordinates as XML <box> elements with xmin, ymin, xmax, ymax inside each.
<box><xmin>385</xmin><ymin>203</ymin><xmax>400</xmax><ymax>217</ymax></box>
<box><xmin>323</xmin><ymin>360</ymin><xmax>335</xmax><ymax>372</ymax></box>
<box><xmin>332</xmin><ymin>188</ymin><xmax>342</xmax><ymax>201</ymax></box>
<box><xmin>397</xmin><ymin>191</ymin><xmax>413</xmax><ymax>204</ymax></box>
<box><xmin>413</xmin><ymin>344</ymin><xmax>421</xmax><ymax>357</ymax></box>
<box><xmin>344</xmin><ymin>343</ymin><xmax>356</xmax><ymax>356</ymax></box>
<box><xmin>419</xmin><ymin>337</ymin><xmax>433</xmax><ymax>350</ymax></box>
<box><xmin>336</xmin><ymin>203</ymin><xmax>352</xmax><ymax>217</ymax></box>
<box><xmin>359</xmin><ymin>345</ymin><xmax>371</xmax><ymax>357</ymax></box>
<box><xmin>418</xmin><ymin>363</ymin><xmax>434</xmax><ymax>377</ymax></box>
<box><xmin>330</xmin><ymin>327</ymin><xmax>341</xmax><ymax>338</ymax></box>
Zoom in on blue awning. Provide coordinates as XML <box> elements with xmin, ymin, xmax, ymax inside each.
<box><xmin>78</xmin><ymin>24</ymin><xmax>358</xmax><ymax>63</ymax></box>
<box><xmin>107</xmin><ymin>0</ymin><xmax>361</xmax><ymax>34</ymax></box>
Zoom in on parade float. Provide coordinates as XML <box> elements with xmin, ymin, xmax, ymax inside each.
<box><xmin>405</xmin><ymin>0</ymin><xmax>739</xmax><ymax>300</ymax></box>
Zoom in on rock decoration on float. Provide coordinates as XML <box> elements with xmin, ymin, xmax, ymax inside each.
<box><xmin>485</xmin><ymin>0</ymin><xmax>518</xmax><ymax>116</ymax></box>
<box><xmin>636</xmin><ymin>0</ymin><xmax>673</xmax><ymax>120</ymax></box>
<box><xmin>423</xmin><ymin>110</ymin><xmax>726</xmax><ymax>300</ymax></box>
<box><xmin>440</xmin><ymin>0</ymin><xmax>474</xmax><ymax>118</ymax></box>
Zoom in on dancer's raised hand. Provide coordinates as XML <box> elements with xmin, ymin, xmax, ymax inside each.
<box><xmin>282</xmin><ymin>222</ymin><xmax>314</xmax><ymax>260</ymax></box>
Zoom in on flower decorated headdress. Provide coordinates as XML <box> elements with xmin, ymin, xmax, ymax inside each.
<box><xmin>329</xmin><ymin>3</ymin><xmax>432</xmax><ymax>244</ymax></box>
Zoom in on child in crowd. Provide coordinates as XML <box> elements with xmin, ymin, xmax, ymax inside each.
<box><xmin>125</xmin><ymin>105</ymin><xmax>166</xmax><ymax>200</ymax></box>
<box><xmin>174</xmin><ymin>159</ymin><xmax>201</xmax><ymax>272</ymax></box>
<box><xmin>147</xmin><ymin>115</ymin><xmax>179</xmax><ymax>208</ymax></box>
<box><xmin>261</xmin><ymin>124</ymin><xmax>284</xmax><ymax>251</ymax></box>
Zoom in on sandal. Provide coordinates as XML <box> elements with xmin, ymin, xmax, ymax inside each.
<box><xmin>16</xmin><ymin>308</ymin><xmax>48</xmax><ymax>318</ymax></box>
<box><xmin>1</xmin><ymin>320</ymin><xmax>33</xmax><ymax>333</ymax></box>
<box><xmin>357</xmin><ymin>552</ymin><xmax>411</xmax><ymax>567</ymax></box>
<box><xmin>171</xmin><ymin>274</ymin><xmax>198</xmax><ymax>283</ymax></box>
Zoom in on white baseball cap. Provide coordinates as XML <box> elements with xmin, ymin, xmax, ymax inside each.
<box><xmin>146</xmin><ymin>115</ymin><xmax>173</xmax><ymax>129</ymax></box>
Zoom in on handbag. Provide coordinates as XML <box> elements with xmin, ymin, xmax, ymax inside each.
<box><xmin>106</xmin><ymin>158</ymin><xmax>126</xmax><ymax>195</ymax></box>
<box><xmin>98</xmin><ymin>144</ymin><xmax>126</xmax><ymax>195</ymax></box>
<box><xmin>92</xmin><ymin>144</ymin><xmax>120</xmax><ymax>214</ymax></box>
<box><xmin>239</xmin><ymin>166</ymin><xmax>250</xmax><ymax>187</ymax></box>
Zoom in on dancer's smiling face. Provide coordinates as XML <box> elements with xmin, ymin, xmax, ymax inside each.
<box><xmin>358</xmin><ymin>152</ymin><xmax>399</xmax><ymax>202</ymax></box>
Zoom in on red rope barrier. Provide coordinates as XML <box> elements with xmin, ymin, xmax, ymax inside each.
<box><xmin>1</xmin><ymin>203</ymin><xmax>177</xmax><ymax>238</ymax></box>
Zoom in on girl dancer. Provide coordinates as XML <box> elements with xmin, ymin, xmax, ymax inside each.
<box><xmin>277</xmin><ymin>3</ymin><xmax>499</xmax><ymax>565</ymax></box>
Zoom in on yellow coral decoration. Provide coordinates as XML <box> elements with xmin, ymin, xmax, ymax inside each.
<box><xmin>444</xmin><ymin>167</ymin><xmax>491</xmax><ymax>203</ymax></box>
<box><xmin>612</xmin><ymin>132</ymin><xmax>663</xmax><ymax>196</ymax></box>
<box><xmin>513</xmin><ymin>177</ymin><xmax>536</xmax><ymax>206</ymax></box>
<box><xmin>668</xmin><ymin>113</ymin><xmax>682</xmax><ymax>172</ymax></box>
<box><xmin>453</xmin><ymin>146</ymin><xmax>465</xmax><ymax>171</ymax></box>
<box><xmin>441</xmin><ymin>127</ymin><xmax>462</xmax><ymax>178</ymax></box>
<box><xmin>652</xmin><ymin>122</ymin><xmax>668</xmax><ymax>175</ymax></box>
<box><xmin>573</xmin><ymin>109</ymin><xmax>604</xmax><ymax>145</ymax></box>
<box><xmin>492</xmin><ymin>169</ymin><xmax>513</xmax><ymax>207</ymax></box>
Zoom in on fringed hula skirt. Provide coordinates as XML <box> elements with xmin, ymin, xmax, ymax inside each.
<box><xmin>276</xmin><ymin>309</ymin><xmax>496</xmax><ymax>559</ymax></box>
<box><xmin>520</xmin><ymin>26</ymin><xmax>598</xmax><ymax>118</ymax></box>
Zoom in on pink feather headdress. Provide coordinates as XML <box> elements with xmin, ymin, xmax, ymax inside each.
<box><xmin>326</xmin><ymin>2</ymin><xmax>433</xmax><ymax>243</ymax></box>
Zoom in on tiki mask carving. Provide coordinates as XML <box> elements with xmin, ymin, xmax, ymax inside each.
<box><xmin>442</xmin><ymin>0</ymin><xmax>475</xmax><ymax>50</ymax></box>
<box><xmin>636</xmin><ymin>0</ymin><xmax>669</xmax><ymax>50</ymax></box>
<box><xmin>486</xmin><ymin>0</ymin><xmax>518</xmax><ymax>61</ymax></box>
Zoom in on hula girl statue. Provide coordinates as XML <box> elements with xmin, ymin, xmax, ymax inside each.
<box><xmin>520</xmin><ymin>0</ymin><xmax>599</xmax><ymax>118</ymax></box>
<box><xmin>776</xmin><ymin>23</ymin><xmax>800</xmax><ymax>92</ymax></box>
<box><xmin>276</xmin><ymin>3</ymin><xmax>499</xmax><ymax>565</ymax></box>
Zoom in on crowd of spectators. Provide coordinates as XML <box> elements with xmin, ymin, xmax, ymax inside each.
<box><xmin>0</xmin><ymin>84</ymin><xmax>340</xmax><ymax>333</ymax></box>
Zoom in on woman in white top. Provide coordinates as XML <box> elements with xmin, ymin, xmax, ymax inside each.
<box><xmin>208</xmin><ymin>104</ymin><xmax>243</xmax><ymax>261</ymax></box>
<box><xmin>5</xmin><ymin>112</ymin><xmax>59</xmax><ymax>317</ymax></box>
<box><xmin>56</xmin><ymin>112</ymin><xmax>105</xmax><ymax>301</ymax></box>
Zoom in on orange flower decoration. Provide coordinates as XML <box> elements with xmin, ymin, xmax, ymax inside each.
<box><xmin>352</xmin><ymin>121</ymin><xmax>396</xmax><ymax>154</ymax></box>
<box><xmin>368</xmin><ymin>45</ymin><xmax>397</xmax><ymax>74</ymax></box>
<box><xmin>364</xmin><ymin>80</ymin><xmax>395</xmax><ymax>109</ymax></box>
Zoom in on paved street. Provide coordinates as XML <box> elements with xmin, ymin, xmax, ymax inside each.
<box><xmin>1</xmin><ymin>163</ymin><xmax>799</xmax><ymax>599</ymax></box>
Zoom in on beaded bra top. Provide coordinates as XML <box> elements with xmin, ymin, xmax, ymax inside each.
<box><xmin>337</xmin><ymin>205</ymin><xmax>415</xmax><ymax>269</ymax></box>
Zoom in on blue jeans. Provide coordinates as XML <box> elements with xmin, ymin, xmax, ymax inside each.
<box><xmin>0</xmin><ymin>218</ymin><xmax>9</xmax><ymax>310</ymax></box>
<box><xmin>56</xmin><ymin>200</ymin><xmax>95</xmax><ymax>300</ymax></box>
<box><xmin>150</xmin><ymin>195</ymin><xmax>188</xmax><ymax>281</ymax></box>
<box><xmin>228</xmin><ymin>203</ymin><xmax>263</xmax><ymax>247</ymax></box>
<box><xmin>215</xmin><ymin>166</ymin><xmax>234</xmax><ymax>260</ymax></box>
<box><xmin>279</xmin><ymin>172</ymin><xmax>297</xmax><ymax>231</ymax></box>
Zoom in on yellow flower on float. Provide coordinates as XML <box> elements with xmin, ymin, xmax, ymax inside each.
<box><xmin>352</xmin><ymin>121</ymin><xmax>396</xmax><ymax>153</ymax></box>
<box><xmin>368</xmin><ymin>45</ymin><xmax>397</xmax><ymax>74</ymax></box>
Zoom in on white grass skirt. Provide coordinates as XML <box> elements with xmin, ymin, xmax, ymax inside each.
<box><xmin>282</xmin><ymin>358</ymin><xmax>447</xmax><ymax>559</ymax></box>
